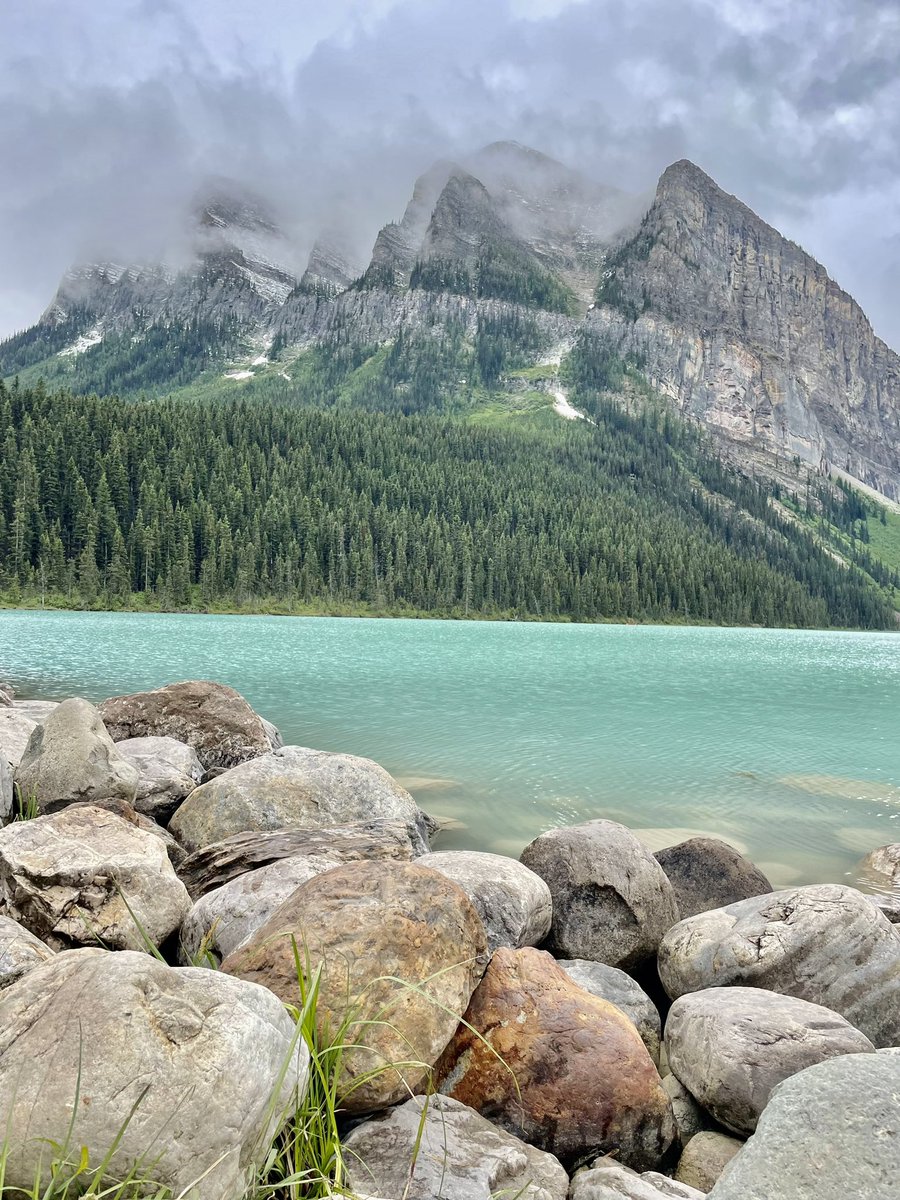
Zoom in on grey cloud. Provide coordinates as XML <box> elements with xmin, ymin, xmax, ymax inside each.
<box><xmin>0</xmin><ymin>0</ymin><xmax>898</xmax><ymax>346</ymax></box>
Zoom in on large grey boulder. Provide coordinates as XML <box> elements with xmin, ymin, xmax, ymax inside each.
<box><xmin>655</xmin><ymin>837</ymin><xmax>772</xmax><ymax>919</ymax></box>
<box><xmin>416</xmin><ymin>850</ymin><xmax>552</xmax><ymax>953</ymax></box>
<box><xmin>179</xmin><ymin>853</ymin><xmax>339</xmax><ymax>964</ymax></box>
<box><xmin>178</xmin><ymin>818</ymin><xmax>416</xmax><ymax>899</ymax></box>
<box><xmin>344</xmin><ymin>1094</ymin><xmax>568</xmax><ymax>1200</ymax></box>
<box><xmin>570</xmin><ymin>1160</ymin><xmax>705</xmax><ymax>1199</ymax></box>
<box><xmin>0</xmin><ymin>708</ymin><xmax>38</xmax><ymax>769</ymax></box>
<box><xmin>708</xmin><ymin>1053</ymin><xmax>900</xmax><ymax>1199</ymax></box>
<box><xmin>520</xmin><ymin>820</ymin><xmax>679</xmax><ymax>969</ymax></box>
<box><xmin>658</xmin><ymin>885</ymin><xmax>900</xmax><ymax>1048</ymax></box>
<box><xmin>170</xmin><ymin>746</ymin><xmax>433</xmax><ymax>855</ymax></box>
<box><xmin>0</xmin><ymin>804</ymin><xmax>191</xmax><ymax>950</ymax></box>
<box><xmin>0</xmin><ymin>949</ymin><xmax>307</xmax><ymax>1200</ymax></box>
<box><xmin>0</xmin><ymin>756</ymin><xmax>12</xmax><ymax>824</ymax></box>
<box><xmin>117</xmin><ymin>735</ymin><xmax>204</xmax><ymax>821</ymax></box>
<box><xmin>558</xmin><ymin>958</ymin><xmax>661</xmax><ymax>1064</ymax></box>
<box><xmin>99</xmin><ymin>680</ymin><xmax>272</xmax><ymax>771</ymax></box>
<box><xmin>665</xmin><ymin>986</ymin><xmax>875</xmax><ymax>1135</ymax></box>
<box><xmin>674</xmin><ymin>1132</ymin><xmax>743</xmax><ymax>1192</ymax></box>
<box><xmin>14</xmin><ymin>697</ymin><xmax>139</xmax><ymax>814</ymax></box>
<box><xmin>0</xmin><ymin>915</ymin><xmax>54</xmax><ymax>989</ymax></box>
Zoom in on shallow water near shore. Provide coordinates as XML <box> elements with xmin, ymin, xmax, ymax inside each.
<box><xmin>1</xmin><ymin>611</ymin><xmax>899</xmax><ymax>891</ymax></box>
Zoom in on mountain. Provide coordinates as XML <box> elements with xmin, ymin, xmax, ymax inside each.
<box><xmin>3</xmin><ymin>142</ymin><xmax>900</xmax><ymax>506</ymax></box>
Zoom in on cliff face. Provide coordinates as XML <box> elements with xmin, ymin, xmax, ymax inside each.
<box><xmin>591</xmin><ymin>161</ymin><xmax>900</xmax><ymax>497</ymax></box>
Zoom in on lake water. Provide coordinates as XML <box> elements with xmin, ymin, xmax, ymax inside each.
<box><xmin>1</xmin><ymin>611</ymin><xmax>898</xmax><ymax>892</ymax></box>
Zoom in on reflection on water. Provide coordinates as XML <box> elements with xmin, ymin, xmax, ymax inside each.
<box><xmin>0</xmin><ymin>611</ymin><xmax>898</xmax><ymax>887</ymax></box>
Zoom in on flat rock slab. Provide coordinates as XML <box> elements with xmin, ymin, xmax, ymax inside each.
<box><xmin>665</xmin><ymin>986</ymin><xmax>874</xmax><ymax>1135</ymax></box>
<box><xmin>99</xmin><ymin>680</ymin><xmax>272</xmax><ymax>771</ymax></box>
<box><xmin>675</xmin><ymin>1132</ymin><xmax>743</xmax><ymax>1192</ymax></box>
<box><xmin>344</xmin><ymin>1094</ymin><xmax>568</xmax><ymax>1200</ymax></box>
<box><xmin>520</xmin><ymin>819</ymin><xmax>678</xmax><ymax>969</ymax></box>
<box><xmin>117</xmin><ymin>735</ymin><xmax>204</xmax><ymax>821</ymax></box>
<box><xmin>570</xmin><ymin>1160</ymin><xmax>705</xmax><ymax>1199</ymax></box>
<box><xmin>0</xmin><ymin>949</ymin><xmax>306</xmax><ymax>1200</ymax></box>
<box><xmin>437</xmin><ymin>946</ymin><xmax>676</xmax><ymax>1171</ymax></box>
<box><xmin>658</xmin><ymin>884</ymin><xmax>900</xmax><ymax>1048</ymax></box>
<box><xmin>222</xmin><ymin>859</ymin><xmax>487</xmax><ymax>1113</ymax></box>
<box><xmin>707</xmin><ymin>1053</ymin><xmax>900</xmax><ymax>1199</ymax></box>
<box><xmin>14</xmin><ymin>697</ymin><xmax>139</xmax><ymax>814</ymax></box>
<box><xmin>416</xmin><ymin>850</ymin><xmax>552</xmax><ymax>952</ymax></box>
<box><xmin>178</xmin><ymin>818</ymin><xmax>416</xmax><ymax>899</ymax></box>
<box><xmin>170</xmin><ymin>746</ymin><xmax>432</xmax><ymax>855</ymax></box>
<box><xmin>655</xmin><ymin>837</ymin><xmax>772</xmax><ymax>919</ymax></box>
<box><xmin>558</xmin><ymin>958</ymin><xmax>661</xmax><ymax>1064</ymax></box>
<box><xmin>0</xmin><ymin>804</ymin><xmax>191</xmax><ymax>950</ymax></box>
<box><xmin>0</xmin><ymin>915</ymin><xmax>54</xmax><ymax>989</ymax></box>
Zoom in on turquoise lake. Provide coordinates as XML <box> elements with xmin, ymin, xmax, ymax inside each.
<box><xmin>1</xmin><ymin>611</ymin><xmax>898</xmax><ymax>891</ymax></box>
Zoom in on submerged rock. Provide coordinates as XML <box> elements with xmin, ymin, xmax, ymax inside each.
<box><xmin>0</xmin><ymin>949</ymin><xmax>306</xmax><ymax>1200</ymax></box>
<box><xmin>99</xmin><ymin>680</ymin><xmax>272</xmax><ymax>771</ymax></box>
<box><xmin>654</xmin><ymin>837</ymin><xmax>772</xmax><ymax>919</ymax></box>
<box><xmin>222</xmin><ymin>860</ymin><xmax>487</xmax><ymax>1113</ymax></box>
<box><xmin>117</xmin><ymin>735</ymin><xmax>204</xmax><ymax>821</ymax></box>
<box><xmin>665</xmin><ymin>986</ymin><xmax>875</xmax><ymax>1135</ymax></box>
<box><xmin>558</xmin><ymin>958</ymin><xmax>661</xmax><ymax>1064</ymax></box>
<box><xmin>437</xmin><ymin>946</ymin><xmax>676</xmax><ymax>1171</ymax></box>
<box><xmin>658</xmin><ymin>884</ymin><xmax>900</xmax><ymax>1048</ymax></box>
<box><xmin>170</xmin><ymin>746</ymin><xmax>432</xmax><ymax>854</ymax></box>
<box><xmin>344</xmin><ymin>1094</ymin><xmax>569</xmax><ymax>1200</ymax></box>
<box><xmin>520</xmin><ymin>819</ymin><xmax>678</xmax><ymax>968</ymax></box>
<box><xmin>14</xmin><ymin>698</ymin><xmax>139</xmax><ymax>813</ymax></box>
<box><xmin>0</xmin><ymin>804</ymin><xmax>191</xmax><ymax>950</ymax></box>
<box><xmin>0</xmin><ymin>915</ymin><xmax>54</xmax><ymax>989</ymax></box>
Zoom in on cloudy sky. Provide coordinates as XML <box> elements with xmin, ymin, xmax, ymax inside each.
<box><xmin>1</xmin><ymin>0</ymin><xmax>898</xmax><ymax>344</ymax></box>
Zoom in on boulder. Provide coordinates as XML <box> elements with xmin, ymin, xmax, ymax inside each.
<box><xmin>99</xmin><ymin>680</ymin><xmax>271</xmax><ymax>771</ymax></box>
<box><xmin>180</xmin><ymin>853</ymin><xmax>339</xmax><ymax>964</ymax></box>
<box><xmin>0</xmin><ymin>682</ymin><xmax>13</xmax><ymax>706</ymax></box>
<box><xmin>178</xmin><ymin>818</ymin><xmax>416</xmax><ymax>899</ymax></box>
<box><xmin>570</xmin><ymin>1160</ymin><xmax>705</xmax><ymax>1199</ymax></box>
<box><xmin>416</xmin><ymin>850</ymin><xmax>552</xmax><ymax>953</ymax></box>
<box><xmin>661</xmin><ymin>1074</ymin><xmax>711</xmax><ymax>1146</ymax></box>
<box><xmin>707</xmin><ymin>1053</ymin><xmax>900</xmax><ymax>1198</ymax></box>
<box><xmin>222</xmin><ymin>860</ymin><xmax>487</xmax><ymax>1113</ymax></box>
<box><xmin>654</xmin><ymin>838</ymin><xmax>772</xmax><ymax>919</ymax></box>
<box><xmin>437</xmin><ymin>947</ymin><xmax>676</xmax><ymax>1171</ymax></box>
<box><xmin>170</xmin><ymin>746</ymin><xmax>432</xmax><ymax>855</ymax></box>
<box><xmin>0</xmin><ymin>915</ymin><xmax>54</xmax><ymax>988</ymax></box>
<box><xmin>0</xmin><ymin>707</ymin><xmax>38</xmax><ymax>768</ymax></box>
<box><xmin>558</xmin><ymin>958</ymin><xmax>661</xmax><ymax>1064</ymax></box>
<box><xmin>665</xmin><ymin>986</ymin><xmax>875</xmax><ymax>1135</ymax></box>
<box><xmin>344</xmin><ymin>1094</ymin><xmax>568</xmax><ymax>1200</ymax></box>
<box><xmin>674</xmin><ymin>1132</ymin><xmax>742</xmax><ymax>1192</ymax></box>
<box><xmin>14</xmin><ymin>697</ymin><xmax>139</xmax><ymax>814</ymax></box>
<box><xmin>0</xmin><ymin>949</ymin><xmax>306</xmax><ymax>1200</ymax></box>
<box><xmin>0</xmin><ymin>804</ymin><xmax>191</xmax><ymax>950</ymax></box>
<box><xmin>859</xmin><ymin>842</ymin><xmax>900</xmax><ymax>887</ymax></box>
<box><xmin>117</xmin><ymin>735</ymin><xmax>204</xmax><ymax>821</ymax></box>
<box><xmin>261</xmin><ymin>716</ymin><xmax>283</xmax><ymax>750</ymax></box>
<box><xmin>658</xmin><ymin>885</ymin><xmax>900</xmax><ymax>1048</ymax></box>
<box><xmin>520</xmin><ymin>820</ymin><xmax>678</xmax><ymax>968</ymax></box>
<box><xmin>0</xmin><ymin>756</ymin><xmax>12</xmax><ymax>824</ymax></box>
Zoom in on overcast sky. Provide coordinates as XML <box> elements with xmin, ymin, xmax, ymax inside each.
<box><xmin>1</xmin><ymin>0</ymin><xmax>898</xmax><ymax>345</ymax></box>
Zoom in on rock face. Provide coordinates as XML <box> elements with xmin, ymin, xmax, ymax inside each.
<box><xmin>99</xmin><ymin>680</ymin><xmax>272</xmax><ymax>771</ymax></box>
<box><xmin>177</xmin><ymin>818</ymin><xmax>416</xmax><ymax>899</ymax></box>
<box><xmin>170</xmin><ymin>746</ymin><xmax>432</xmax><ymax>855</ymax></box>
<box><xmin>654</xmin><ymin>838</ymin><xmax>772</xmax><ymax>919</ymax></box>
<box><xmin>674</xmin><ymin>1132</ymin><xmax>743</xmax><ymax>1193</ymax></box>
<box><xmin>658</xmin><ymin>884</ymin><xmax>900</xmax><ymax>1048</ymax></box>
<box><xmin>707</xmin><ymin>1053</ymin><xmax>900</xmax><ymax>1199</ymax></box>
<box><xmin>0</xmin><ymin>756</ymin><xmax>12</xmax><ymax>824</ymax></box>
<box><xmin>0</xmin><ymin>804</ymin><xmax>191</xmax><ymax>950</ymax></box>
<box><xmin>665</xmin><ymin>986</ymin><xmax>875</xmax><ymax>1135</ymax></box>
<box><xmin>569</xmin><ymin>1160</ymin><xmax>705</xmax><ymax>1199</ymax></box>
<box><xmin>14</xmin><ymin>697</ymin><xmax>139</xmax><ymax>813</ymax></box>
<box><xmin>180</xmin><ymin>854</ymin><xmax>338</xmax><ymax>963</ymax></box>
<box><xmin>558</xmin><ymin>959</ymin><xmax>661</xmax><ymax>1064</ymax></box>
<box><xmin>0</xmin><ymin>915</ymin><xmax>54</xmax><ymax>988</ymax></box>
<box><xmin>222</xmin><ymin>860</ymin><xmax>487</xmax><ymax>1113</ymax></box>
<box><xmin>437</xmin><ymin>947</ymin><xmax>676</xmax><ymax>1170</ymax></box>
<box><xmin>416</xmin><ymin>850</ymin><xmax>552</xmax><ymax>953</ymax></box>
<box><xmin>343</xmin><ymin>1094</ymin><xmax>569</xmax><ymax>1200</ymax></box>
<box><xmin>520</xmin><ymin>820</ymin><xmax>679</xmax><ymax>968</ymax></box>
<box><xmin>0</xmin><ymin>949</ymin><xmax>307</xmax><ymax>1200</ymax></box>
<box><xmin>117</xmin><ymin>735</ymin><xmax>204</xmax><ymax>821</ymax></box>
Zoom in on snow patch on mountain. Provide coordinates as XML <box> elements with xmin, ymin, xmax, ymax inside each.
<box><xmin>58</xmin><ymin>329</ymin><xmax>103</xmax><ymax>357</ymax></box>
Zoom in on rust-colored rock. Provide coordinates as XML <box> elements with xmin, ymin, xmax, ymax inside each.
<box><xmin>221</xmin><ymin>860</ymin><xmax>488</xmax><ymax>1114</ymax></box>
<box><xmin>436</xmin><ymin>947</ymin><xmax>677</xmax><ymax>1171</ymax></box>
<box><xmin>99</xmin><ymin>681</ymin><xmax>271</xmax><ymax>771</ymax></box>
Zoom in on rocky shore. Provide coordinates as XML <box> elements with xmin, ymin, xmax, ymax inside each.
<box><xmin>0</xmin><ymin>678</ymin><xmax>898</xmax><ymax>1199</ymax></box>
